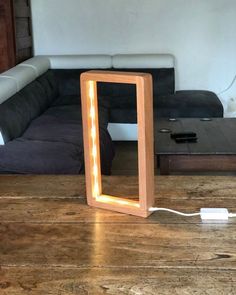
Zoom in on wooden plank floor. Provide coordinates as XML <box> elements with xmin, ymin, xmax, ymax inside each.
<box><xmin>0</xmin><ymin>175</ymin><xmax>235</xmax><ymax>294</ymax></box>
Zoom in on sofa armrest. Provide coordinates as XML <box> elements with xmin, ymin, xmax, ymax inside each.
<box><xmin>175</xmin><ymin>90</ymin><xmax>224</xmax><ymax>117</ymax></box>
<box><xmin>155</xmin><ymin>90</ymin><xmax>224</xmax><ymax>118</ymax></box>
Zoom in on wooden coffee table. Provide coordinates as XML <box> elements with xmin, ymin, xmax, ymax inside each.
<box><xmin>155</xmin><ymin>118</ymin><xmax>236</xmax><ymax>175</ymax></box>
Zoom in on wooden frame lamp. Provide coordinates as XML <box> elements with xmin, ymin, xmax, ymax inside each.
<box><xmin>81</xmin><ymin>70</ymin><xmax>154</xmax><ymax>217</ymax></box>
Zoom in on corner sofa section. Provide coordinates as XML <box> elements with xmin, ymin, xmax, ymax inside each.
<box><xmin>0</xmin><ymin>54</ymin><xmax>223</xmax><ymax>174</ymax></box>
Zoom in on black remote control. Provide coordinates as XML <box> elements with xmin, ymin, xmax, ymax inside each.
<box><xmin>175</xmin><ymin>137</ymin><xmax>198</xmax><ymax>143</ymax></box>
<box><xmin>171</xmin><ymin>132</ymin><xmax>197</xmax><ymax>139</ymax></box>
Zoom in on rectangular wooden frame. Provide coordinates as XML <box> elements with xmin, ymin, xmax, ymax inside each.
<box><xmin>81</xmin><ymin>70</ymin><xmax>154</xmax><ymax>217</ymax></box>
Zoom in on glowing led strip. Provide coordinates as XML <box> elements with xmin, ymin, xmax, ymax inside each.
<box><xmin>97</xmin><ymin>195</ymin><xmax>140</xmax><ymax>208</ymax></box>
<box><xmin>89</xmin><ymin>81</ymin><xmax>100</xmax><ymax>198</ymax></box>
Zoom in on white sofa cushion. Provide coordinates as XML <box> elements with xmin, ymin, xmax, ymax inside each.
<box><xmin>20</xmin><ymin>56</ymin><xmax>50</xmax><ymax>77</ymax></box>
<box><xmin>112</xmin><ymin>54</ymin><xmax>175</xmax><ymax>69</ymax></box>
<box><xmin>48</xmin><ymin>55</ymin><xmax>112</xmax><ymax>69</ymax></box>
<box><xmin>0</xmin><ymin>65</ymin><xmax>37</xmax><ymax>91</ymax></box>
<box><xmin>0</xmin><ymin>77</ymin><xmax>18</xmax><ymax>104</ymax></box>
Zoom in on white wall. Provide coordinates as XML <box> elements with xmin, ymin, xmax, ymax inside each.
<box><xmin>31</xmin><ymin>0</ymin><xmax>236</xmax><ymax>116</ymax></box>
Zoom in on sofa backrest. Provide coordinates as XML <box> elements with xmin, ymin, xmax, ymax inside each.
<box><xmin>0</xmin><ymin>54</ymin><xmax>174</xmax><ymax>102</ymax></box>
<box><xmin>112</xmin><ymin>54</ymin><xmax>174</xmax><ymax>68</ymax></box>
<box><xmin>50</xmin><ymin>54</ymin><xmax>175</xmax><ymax>107</ymax></box>
<box><xmin>112</xmin><ymin>54</ymin><xmax>175</xmax><ymax>99</ymax></box>
<box><xmin>49</xmin><ymin>55</ymin><xmax>113</xmax><ymax>99</ymax></box>
<box><xmin>0</xmin><ymin>57</ymin><xmax>56</xmax><ymax>144</ymax></box>
<box><xmin>0</xmin><ymin>71</ymin><xmax>58</xmax><ymax>143</ymax></box>
<box><xmin>48</xmin><ymin>55</ymin><xmax>112</xmax><ymax>69</ymax></box>
<box><xmin>0</xmin><ymin>54</ymin><xmax>174</xmax><ymax>144</ymax></box>
<box><xmin>0</xmin><ymin>55</ymin><xmax>113</xmax><ymax>144</ymax></box>
<box><xmin>20</xmin><ymin>56</ymin><xmax>51</xmax><ymax>76</ymax></box>
<box><xmin>0</xmin><ymin>56</ymin><xmax>51</xmax><ymax>103</ymax></box>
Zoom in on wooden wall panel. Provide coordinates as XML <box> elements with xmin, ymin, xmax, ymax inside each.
<box><xmin>0</xmin><ymin>0</ymin><xmax>32</xmax><ymax>73</ymax></box>
<box><xmin>0</xmin><ymin>0</ymin><xmax>16</xmax><ymax>72</ymax></box>
<box><xmin>14</xmin><ymin>0</ymin><xmax>32</xmax><ymax>63</ymax></box>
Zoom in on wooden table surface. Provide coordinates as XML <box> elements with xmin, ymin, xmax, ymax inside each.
<box><xmin>0</xmin><ymin>175</ymin><xmax>235</xmax><ymax>294</ymax></box>
<box><xmin>155</xmin><ymin>118</ymin><xmax>236</xmax><ymax>174</ymax></box>
<box><xmin>155</xmin><ymin>118</ymin><xmax>236</xmax><ymax>155</ymax></box>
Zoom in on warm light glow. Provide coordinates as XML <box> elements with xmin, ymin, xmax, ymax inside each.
<box><xmin>91</xmin><ymin>126</ymin><xmax>96</xmax><ymax>139</ymax></box>
<box><xmin>92</xmin><ymin>146</ymin><xmax>97</xmax><ymax>158</ymax></box>
<box><xmin>94</xmin><ymin>183</ymin><xmax>99</xmax><ymax>196</ymax></box>
<box><xmin>90</xmin><ymin>107</ymin><xmax>95</xmax><ymax>119</ymax></box>
<box><xmin>93</xmin><ymin>164</ymin><xmax>98</xmax><ymax>177</ymax></box>
<box><xmin>88</xmin><ymin>80</ymin><xmax>100</xmax><ymax>198</ymax></box>
<box><xmin>96</xmin><ymin>195</ymin><xmax>140</xmax><ymax>208</ymax></box>
<box><xmin>89</xmin><ymin>81</ymin><xmax>94</xmax><ymax>99</ymax></box>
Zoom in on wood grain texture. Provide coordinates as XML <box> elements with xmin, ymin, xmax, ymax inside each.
<box><xmin>156</xmin><ymin>118</ymin><xmax>236</xmax><ymax>174</ymax></box>
<box><xmin>0</xmin><ymin>176</ymin><xmax>236</xmax><ymax>222</ymax></box>
<box><xmin>155</xmin><ymin>118</ymin><xmax>236</xmax><ymax>155</ymax></box>
<box><xmin>0</xmin><ymin>222</ymin><xmax>235</xmax><ymax>268</ymax></box>
<box><xmin>0</xmin><ymin>175</ymin><xmax>235</xmax><ymax>294</ymax></box>
<box><xmin>160</xmin><ymin>155</ymin><xmax>236</xmax><ymax>174</ymax></box>
<box><xmin>0</xmin><ymin>268</ymin><xmax>235</xmax><ymax>295</ymax></box>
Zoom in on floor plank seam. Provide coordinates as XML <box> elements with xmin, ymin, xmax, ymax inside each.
<box><xmin>1</xmin><ymin>264</ymin><xmax>236</xmax><ymax>271</ymax></box>
<box><xmin>0</xmin><ymin>196</ymin><xmax>85</xmax><ymax>199</ymax></box>
<box><xmin>0</xmin><ymin>221</ymin><xmax>235</xmax><ymax>225</ymax></box>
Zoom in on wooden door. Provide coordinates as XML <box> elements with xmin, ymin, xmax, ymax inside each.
<box><xmin>14</xmin><ymin>0</ymin><xmax>32</xmax><ymax>64</ymax></box>
<box><xmin>0</xmin><ymin>0</ymin><xmax>16</xmax><ymax>72</ymax></box>
<box><xmin>0</xmin><ymin>0</ymin><xmax>32</xmax><ymax>73</ymax></box>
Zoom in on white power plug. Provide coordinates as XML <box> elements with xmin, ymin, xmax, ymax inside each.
<box><xmin>200</xmin><ymin>208</ymin><xmax>229</xmax><ymax>220</ymax></box>
<box><xmin>149</xmin><ymin>207</ymin><xmax>236</xmax><ymax>221</ymax></box>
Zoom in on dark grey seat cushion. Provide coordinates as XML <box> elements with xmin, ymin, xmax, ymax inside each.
<box><xmin>22</xmin><ymin>114</ymin><xmax>84</xmax><ymax>145</ymax></box>
<box><xmin>45</xmin><ymin>104</ymin><xmax>109</xmax><ymax>129</ymax></box>
<box><xmin>0</xmin><ymin>138</ymin><xmax>83</xmax><ymax>174</ymax></box>
<box><xmin>0</xmin><ymin>69</ymin><xmax>115</xmax><ymax>175</ymax></box>
<box><xmin>156</xmin><ymin>90</ymin><xmax>224</xmax><ymax>118</ymax></box>
<box><xmin>0</xmin><ymin>103</ymin><xmax>115</xmax><ymax>175</ymax></box>
<box><xmin>0</xmin><ymin>122</ymin><xmax>114</xmax><ymax>175</ymax></box>
<box><xmin>109</xmin><ymin>90</ymin><xmax>223</xmax><ymax>123</ymax></box>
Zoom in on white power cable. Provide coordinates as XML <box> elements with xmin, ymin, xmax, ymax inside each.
<box><xmin>217</xmin><ymin>74</ymin><xmax>236</xmax><ymax>95</ymax></box>
<box><xmin>149</xmin><ymin>207</ymin><xmax>236</xmax><ymax>220</ymax></box>
<box><xmin>149</xmin><ymin>207</ymin><xmax>200</xmax><ymax>217</ymax></box>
